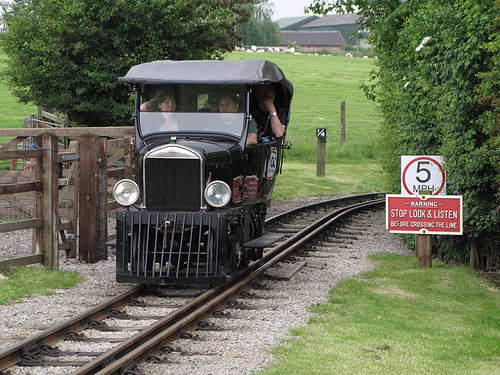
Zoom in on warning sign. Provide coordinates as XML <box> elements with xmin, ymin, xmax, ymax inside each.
<box><xmin>386</xmin><ymin>194</ymin><xmax>462</xmax><ymax>235</ymax></box>
<box><xmin>401</xmin><ymin>156</ymin><xmax>446</xmax><ymax>195</ymax></box>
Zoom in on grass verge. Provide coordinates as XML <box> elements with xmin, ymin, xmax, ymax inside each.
<box><xmin>0</xmin><ymin>265</ymin><xmax>84</xmax><ymax>305</ymax></box>
<box><xmin>272</xmin><ymin>161</ymin><xmax>385</xmax><ymax>201</ymax></box>
<box><xmin>258</xmin><ymin>254</ymin><xmax>500</xmax><ymax>375</ymax></box>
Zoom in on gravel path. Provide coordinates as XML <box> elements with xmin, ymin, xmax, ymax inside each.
<box><xmin>0</xmin><ymin>197</ymin><xmax>411</xmax><ymax>374</ymax></box>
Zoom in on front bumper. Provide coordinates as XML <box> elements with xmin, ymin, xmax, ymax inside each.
<box><xmin>116</xmin><ymin>209</ymin><xmax>238</xmax><ymax>285</ymax></box>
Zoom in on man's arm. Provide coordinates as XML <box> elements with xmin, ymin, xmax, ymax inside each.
<box><xmin>264</xmin><ymin>98</ymin><xmax>285</xmax><ymax>138</ymax></box>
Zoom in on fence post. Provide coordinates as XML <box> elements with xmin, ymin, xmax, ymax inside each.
<box><xmin>41</xmin><ymin>134</ymin><xmax>59</xmax><ymax>269</ymax></box>
<box><xmin>96</xmin><ymin>137</ymin><xmax>108</xmax><ymax>261</ymax></box>
<box><xmin>124</xmin><ymin>136</ymin><xmax>134</xmax><ymax>179</ymax></box>
<box><xmin>79</xmin><ymin>134</ymin><xmax>97</xmax><ymax>263</ymax></box>
<box><xmin>340</xmin><ymin>101</ymin><xmax>346</xmax><ymax>145</ymax></box>
<box><xmin>79</xmin><ymin>134</ymin><xmax>108</xmax><ymax>263</ymax></box>
<box><xmin>33</xmin><ymin>136</ymin><xmax>43</xmax><ymax>255</ymax></box>
<box><xmin>63</xmin><ymin>140</ymin><xmax>79</xmax><ymax>258</ymax></box>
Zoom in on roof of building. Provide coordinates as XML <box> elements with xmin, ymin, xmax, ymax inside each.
<box><xmin>280</xmin><ymin>31</ymin><xmax>346</xmax><ymax>47</ymax></box>
<box><xmin>299</xmin><ymin>13</ymin><xmax>359</xmax><ymax>28</ymax></box>
<box><xmin>277</xmin><ymin>15</ymin><xmax>319</xmax><ymax>30</ymax></box>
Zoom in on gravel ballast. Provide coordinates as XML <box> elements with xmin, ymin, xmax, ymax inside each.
<box><xmin>0</xmin><ymin>198</ymin><xmax>411</xmax><ymax>375</ymax></box>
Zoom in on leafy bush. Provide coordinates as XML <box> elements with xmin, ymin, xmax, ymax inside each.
<box><xmin>308</xmin><ymin>0</ymin><xmax>499</xmax><ymax>270</ymax></box>
<box><xmin>0</xmin><ymin>0</ymin><xmax>252</xmax><ymax>125</ymax></box>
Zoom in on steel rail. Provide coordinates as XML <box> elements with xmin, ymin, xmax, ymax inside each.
<box><xmin>0</xmin><ymin>285</ymin><xmax>144</xmax><ymax>371</ymax></box>
<box><xmin>265</xmin><ymin>192</ymin><xmax>384</xmax><ymax>224</ymax></box>
<box><xmin>81</xmin><ymin>198</ymin><xmax>384</xmax><ymax>375</ymax></box>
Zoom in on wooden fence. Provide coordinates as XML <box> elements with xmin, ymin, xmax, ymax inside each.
<box><xmin>0</xmin><ymin>127</ymin><xmax>134</xmax><ymax>271</ymax></box>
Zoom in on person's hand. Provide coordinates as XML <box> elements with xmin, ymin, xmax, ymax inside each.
<box><xmin>263</xmin><ymin>98</ymin><xmax>276</xmax><ymax>113</ymax></box>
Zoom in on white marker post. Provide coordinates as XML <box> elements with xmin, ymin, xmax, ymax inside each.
<box><xmin>316</xmin><ymin>128</ymin><xmax>327</xmax><ymax>177</ymax></box>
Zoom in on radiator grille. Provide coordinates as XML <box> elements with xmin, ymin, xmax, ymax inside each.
<box><xmin>116</xmin><ymin>211</ymin><xmax>229</xmax><ymax>284</ymax></box>
<box><xmin>145</xmin><ymin>158</ymin><xmax>201</xmax><ymax>211</ymax></box>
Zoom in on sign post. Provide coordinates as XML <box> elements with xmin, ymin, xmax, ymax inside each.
<box><xmin>316</xmin><ymin>128</ymin><xmax>327</xmax><ymax>177</ymax></box>
<box><xmin>400</xmin><ymin>156</ymin><xmax>447</xmax><ymax>267</ymax></box>
<box><xmin>416</xmin><ymin>189</ymin><xmax>432</xmax><ymax>266</ymax></box>
<box><xmin>386</xmin><ymin>194</ymin><xmax>463</xmax><ymax>267</ymax></box>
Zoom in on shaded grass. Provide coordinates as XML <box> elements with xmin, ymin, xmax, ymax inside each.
<box><xmin>258</xmin><ymin>254</ymin><xmax>500</xmax><ymax>375</ymax></box>
<box><xmin>0</xmin><ymin>265</ymin><xmax>84</xmax><ymax>305</ymax></box>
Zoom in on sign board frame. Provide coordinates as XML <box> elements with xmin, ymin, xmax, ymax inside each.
<box><xmin>386</xmin><ymin>194</ymin><xmax>463</xmax><ymax>235</ymax></box>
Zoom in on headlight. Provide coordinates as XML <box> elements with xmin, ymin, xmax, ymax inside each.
<box><xmin>204</xmin><ymin>180</ymin><xmax>231</xmax><ymax>208</ymax></box>
<box><xmin>113</xmin><ymin>179</ymin><xmax>139</xmax><ymax>206</ymax></box>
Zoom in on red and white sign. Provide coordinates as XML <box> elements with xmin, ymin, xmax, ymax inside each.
<box><xmin>386</xmin><ymin>194</ymin><xmax>462</xmax><ymax>235</ymax></box>
<box><xmin>232</xmin><ymin>175</ymin><xmax>259</xmax><ymax>203</ymax></box>
<box><xmin>401</xmin><ymin>156</ymin><xmax>446</xmax><ymax>195</ymax></box>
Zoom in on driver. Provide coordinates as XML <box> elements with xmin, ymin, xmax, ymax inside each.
<box><xmin>218</xmin><ymin>94</ymin><xmax>257</xmax><ymax>147</ymax></box>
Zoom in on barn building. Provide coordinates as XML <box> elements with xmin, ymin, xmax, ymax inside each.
<box><xmin>277</xmin><ymin>15</ymin><xmax>320</xmax><ymax>31</ymax></box>
<box><xmin>298</xmin><ymin>13</ymin><xmax>364</xmax><ymax>46</ymax></box>
<box><xmin>279</xmin><ymin>30</ymin><xmax>346</xmax><ymax>51</ymax></box>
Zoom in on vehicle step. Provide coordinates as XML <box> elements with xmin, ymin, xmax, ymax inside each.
<box><xmin>243</xmin><ymin>232</ymin><xmax>286</xmax><ymax>248</ymax></box>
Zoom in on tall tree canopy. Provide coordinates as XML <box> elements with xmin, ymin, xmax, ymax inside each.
<box><xmin>0</xmin><ymin>0</ymin><xmax>254</xmax><ymax>125</ymax></box>
<box><xmin>236</xmin><ymin>0</ymin><xmax>281</xmax><ymax>46</ymax></box>
<box><xmin>308</xmin><ymin>0</ymin><xmax>499</xmax><ymax>269</ymax></box>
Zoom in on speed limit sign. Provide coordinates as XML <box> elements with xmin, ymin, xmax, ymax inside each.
<box><xmin>401</xmin><ymin>156</ymin><xmax>446</xmax><ymax>195</ymax></box>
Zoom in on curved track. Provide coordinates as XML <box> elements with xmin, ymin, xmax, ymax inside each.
<box><xmin>0</xmin><ymin>193</ymin><xmax>384</xmax><ymax>375</ymax></box>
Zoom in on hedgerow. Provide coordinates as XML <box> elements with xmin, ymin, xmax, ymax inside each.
<box><xmin>309</xmin><ymin>0</ymin><xmax>499</xmax><ymax>269</ymax></box>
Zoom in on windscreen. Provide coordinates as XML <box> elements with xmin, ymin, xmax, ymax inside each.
<box><xmin>139</xmin><ymin>84</ymin><xmax>246</xmax><ymax>138</ymax></box>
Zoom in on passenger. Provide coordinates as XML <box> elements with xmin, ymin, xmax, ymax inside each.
<box><xmin>141</xmin><ymin>88</ymin><xmax>178</xmax><ymax>131</ymax></box>
<box><xmin>218</xmin><ymin>94</ymin><xmax>257</xmax><ymax>147</ymax></box>
<box><xmin>254</xmin><ymin>85</ymin><xmax>286</xmax><ymax>139</ymax></box>
<box><xmin>140</xmin><ymin>88</ymin><xmax>176</xmax><ymax>112</ymax></box>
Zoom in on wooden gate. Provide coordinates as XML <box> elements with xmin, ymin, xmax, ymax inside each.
<box><xmin>0</xmin><ymin>127</ymin><xmax>134</xmax><ymax>270</ymax></box>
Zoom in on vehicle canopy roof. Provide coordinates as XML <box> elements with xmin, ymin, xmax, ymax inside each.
<box><xmin>119</xmin><ymin>59</ymin><xmax>293</xmax><ymax>98</ymax></box>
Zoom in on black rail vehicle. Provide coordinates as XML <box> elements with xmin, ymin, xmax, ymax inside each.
<box><xmin>113</xmin><ymin>60</ymin><xmax>293</xmax><ymax>285</ymax></box>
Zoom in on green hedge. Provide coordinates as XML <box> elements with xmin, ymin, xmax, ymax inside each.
<box><xmin>309</xmin><ymin>0</ymin><xmax>499</xmax><ymax>269</ymax></box>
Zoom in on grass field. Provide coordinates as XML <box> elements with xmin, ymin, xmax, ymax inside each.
<box><xmin>258</xmin><ymin>254</ymin><xmax>500</xmax><ymax>375</ymax></box>
<box><xmin>226</xmin><ymin>52</ymin><xmax>380</xmax><ymax>162</ymax></box>
<box><xmin>0</xmin><ymin>49</ymin><xmax>37</xmax><ymax>128</ymax></box>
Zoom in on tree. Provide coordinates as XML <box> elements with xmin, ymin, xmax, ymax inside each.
<box><xmin>307</xmin><ymin>0</ymin><xmax>499</xmax><ymax>269</ymax></box>
<box><xmin>0</xmin><ymin>0</ymin><xmax>253</xmax><ymax>125</ymax></box>
<box><xmin>236</xmin><ymin>0</ymin><xmax>281</xmax><ymax>46</ymax></box>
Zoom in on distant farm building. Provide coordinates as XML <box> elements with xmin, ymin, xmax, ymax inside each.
<box><xmin>277</xmin><ymin>15</ymin><xmax>320</xmax><ymax>31</ymax></box>
<box><xmin>298</xmin><ymin>13</ymin><xmax>366</xmax><ymax>46</ymax></box>
<box><xmin>280</xmin><ymin>30</ymin><xmax>346</xmax><ymax>51</ymax></box>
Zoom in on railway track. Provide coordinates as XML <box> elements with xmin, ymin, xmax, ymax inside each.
<box><xmin>0</xmin><ymin>193</ymin><xmax>385</xmax><ymax>375</ymax></box>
